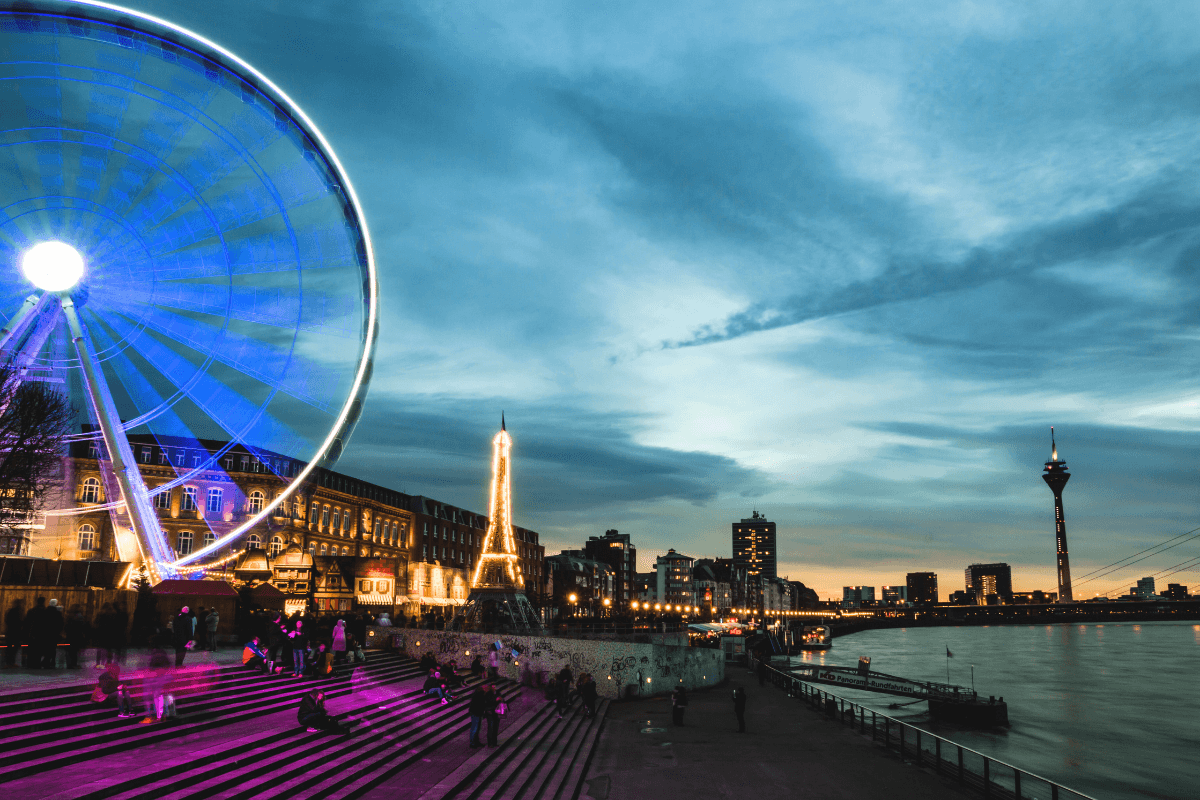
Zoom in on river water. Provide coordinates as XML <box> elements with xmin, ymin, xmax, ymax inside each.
<box><xmin>786</xmin><ymin>621</ymin><xmax>1199</xmax><ymax>800</ymax></box>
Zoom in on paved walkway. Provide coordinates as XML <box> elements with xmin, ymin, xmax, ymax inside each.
<box><xmin>582</xmin><ymin>665</ymin><xmax>972</xmax><ymax>800</ymax></box>
<box><xmin>0</xmin><ymin>647</ymin><xmax>244</xmax><ymax>693</ymax></box>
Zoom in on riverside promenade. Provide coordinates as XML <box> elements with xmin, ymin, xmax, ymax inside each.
<box><xmin>581</xmin><ymin>662</ymin><xmax>972</xmax><ymax>800</ymax></box>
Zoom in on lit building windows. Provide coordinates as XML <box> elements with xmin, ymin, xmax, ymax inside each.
<box><xmin>78</xmin><ymin>524</ymin><xmax>96</xmax><ymax>551</ymax></box>
<box><xmin>321</xmin><ymin>505</ymin><xmax>330</xmax><ymax>529</ymax></box>
<box><xmin>331</xmin><ymin>508</ymin><xmax>340</xmax><ymax>533</ymax></box>
<box><xmin>153</xmin><ymin>489</ymin><xmax>171</xmax><ymax>510</ymax></box>
<box><xmin>270</xmin><ymin>535</ymin><xmax>284</xmax><ymax>556</ymax></box>
<box><xmin>80</xmin><ymin>477</ymin><xmax>101</xmax><ymax>504</ymax></box>
<box><xmin>203</xmin><ymin>531</ymin><xmax>216</xmax><ymax>549</ymax></box>
<box><xmin>320</xmin><ymin>543</ymin><xmax>328</xmax><ymax>556</ymax></box>
<box><xmin>140</xmin><ymin>447</ymin><xmax>151</xmax><ymax>464</ymax></box>
<box><xmin>248</xmin><ymin>533</ymin><xmax>262</xmax><ymax>549</ymax></box>
<box><xmin>240</xmin><ymin>455</ymin><xmax>249</xmax><ymax>471</ymax></box>
<box><xmin>160</xmin><ymin>450</ymin><xmax>170</xmax><ymax>465</ymax></box>
<box><xmin>177</xmin><ymin>531</ymin><xmax>193</xmax><ymax>556</ymax></box>
<box><xmin>247</xmin><ymin>490</ymin><xmax>265</xmax><ymax>514</ymax></box>
<box><xmin>206</xmin><ymin>487</ymin><xmax>223</xmax><ymax>515</ymax></box>
<box><xmin>182</xmin><ymin>487</ymin><xmax>198</xmax><ymax>512</ymax></box>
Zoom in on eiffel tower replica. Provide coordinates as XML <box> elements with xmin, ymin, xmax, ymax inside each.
<box><xmin>457</xmin><ymin>416</ymin><xmax>544</xmax><ymax>634</ymax></box>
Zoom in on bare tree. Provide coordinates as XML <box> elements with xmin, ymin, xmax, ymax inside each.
<box><xmin>0</xmin><ymin>365</ymin><xmax>73</xmax><ymax>541</ymax></box>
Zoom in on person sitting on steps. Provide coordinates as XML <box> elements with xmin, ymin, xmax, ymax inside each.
<box><xmin>297</xmin><ymin>689</ymin><xmax>348</xmax><ymax>734</ymax></box>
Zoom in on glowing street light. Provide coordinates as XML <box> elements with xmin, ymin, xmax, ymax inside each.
<box><xmin>22</xmin><ymin>242</ymin><xmax>84</xmax><ymax>292</ymax></box>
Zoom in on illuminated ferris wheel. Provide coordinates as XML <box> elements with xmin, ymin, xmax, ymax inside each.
<box><xmin>0</xmin><ymin>0</ymin><xmax>378</xmax><ymax>581</ymax></box>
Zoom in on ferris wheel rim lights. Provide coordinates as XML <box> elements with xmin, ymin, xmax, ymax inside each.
<box><xmin>2</xmin><ymin>0</ymin><xmax>380</xmax><ymax>572</ymax></box>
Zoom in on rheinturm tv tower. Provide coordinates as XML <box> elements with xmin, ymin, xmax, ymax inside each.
<box><xmin>1042</xmin><ymin>427</ymin><xmax>1073</xmax><ymax>602</ymax></box>
<box><xmin>458</xmin><ymin>415</ymin><xmax>543</xmax><ymax>633</ymax></box>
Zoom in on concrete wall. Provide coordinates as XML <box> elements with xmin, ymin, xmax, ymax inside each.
<box><xmin>389</xmin><ymin>628</ymin><xmax>724</xmax><ymax>700</ymax></box>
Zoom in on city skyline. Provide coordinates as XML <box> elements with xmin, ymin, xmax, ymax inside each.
<box><xmin>109</xmin><ymin>0</ymin><xmax>1200</xmax><ymax>601</ymax></box>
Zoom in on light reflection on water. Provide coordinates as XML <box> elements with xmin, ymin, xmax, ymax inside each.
<box><xmin>787</xmin><ymin>621</ymin><xmax>1198</xmax><ymax>800</ymax></box>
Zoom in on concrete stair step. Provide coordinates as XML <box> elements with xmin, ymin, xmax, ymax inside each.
<box><xmin>0</xmin><ymin>659</ymin><xmax>419</xmax><ymax>747</ymax></box>
<box><xmin>0</xmin><ymin>654</ymin><xmax>412</xmax><ymax>782</ymax></box>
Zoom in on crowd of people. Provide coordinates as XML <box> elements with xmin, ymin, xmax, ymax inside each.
<box><xmin>2</xmin><ymin>596</ymin><xmax>133</xmax><ymax>670</ymax></box>
<box><xmin>238</xmin><ymin>610</ymin><xmax>368</xmax><ymax>679</ymax></box>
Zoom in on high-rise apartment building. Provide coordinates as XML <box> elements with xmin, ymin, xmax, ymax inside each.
<box><xmin>906</xmin><ymin>572</ymin><xmax>939</xmax><ymax>605</ymax></box>
<box><xmin>965</xmin><ymin>563</ymin><xmax>1013</xmax><ymax>605</ymax></box>
<box><xmin>881</xmin><ymin>585</ymin><xmax>908</xmax><ymax>606</ymax></box>
<box><xmin>583</xmin><ymin>529</ymin><xmax>636</xmax><ymax>603</ymax></box>
<box><xmin>655</xmin><ymin>549</ymin><xmax>695</xmax><ymax>605</ymax></box>
<box><xmin>733</xmin><ymin>510</ymin><xmax>777</xmax><ymax>580</ymax></box>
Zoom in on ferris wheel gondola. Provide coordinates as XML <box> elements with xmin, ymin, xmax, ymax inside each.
<box><xmin>0</xmin><ymin>0</ymin><xmax>378</xmax><ymax>582</ymax></box>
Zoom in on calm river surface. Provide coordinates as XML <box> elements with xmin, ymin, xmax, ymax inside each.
<box><xmin>786</xmin><ymin>622</ymin><xmax>1199</xmax><ymax>800</ymax></box>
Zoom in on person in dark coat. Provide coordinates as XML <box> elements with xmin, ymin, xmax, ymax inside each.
<box><xmin>3</xmin><ymin>599</ymin><xmax>23</xmax><ymax>667</ymax></box>
<box><xmin>579</xmin><ymin>674</ymin><xmax>598</xmax><ymax>719</ymax></box>
<box><xmin>733</xmin><ymin>686</ymin><xmax>747</xmax><ymax>732</ymax></box>
<box><xmin>111</xmin><ymin>602</ymin><xmax>129</xmax><ymax>663</ymax></box>
<box><xmin>671</xmin><ymin>686</ymin><xmax>688</xmax><ymax>726</ymax></box>
<box><xmin>265</xmin><ymin>613</ymin><xmax>285</xmax><ymax>669</ymax></box>
<box><xmin>194</xmin><ymin>608</ymin><xmax>208</xmax><ymax>651</ymax></box>
<box><xmin>23</xmin><ymin>596</ymin><xmax>46</xmax><ymax>668</ymax></box>
<box><xmin>297</xmin><ymin>689</ymin><xmax>346</xmax><ymax>733</ymax></box>
<box><xmin>554</xmin><ymin>665</ymin><xmax>573</xmax><ymax>718</ymax></box>
<box><xmin>41</xmin><ymin>599</ymin><xmax>64</xmax><ymax>669</ymax></box>
<box><xmin>287</xmin><ymin>618</ymin><xmax>308</xmax><ymax>677</ymax></box>
<box><xmin>64</xmin><ymin>604</ymin><xmax>89</xmax><ymax>669</ymax></box>
<box><xmin>469</xmin><ymin>655</ymin><xmax>484</xmax><ymax>677</ymax></box>
<box><xmin>172</xmin><ymin>606</ymin><xmax>194</xmax><ymax>668</ymax></box>
<box><xmin>467</xmin><ymin>683</ymin><xmax>497</xmax><ymax>748</ymax></box>
<box><xmin>93</xmin><ymin>603</ymin><xmax>114</xmax><ymax>667</ymax></box>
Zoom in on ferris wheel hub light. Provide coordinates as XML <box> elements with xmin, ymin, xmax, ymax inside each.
<box><xmin>22</xmin><ymin>242</ymin><xmax>85</xmax><ymax>292</ymax></box>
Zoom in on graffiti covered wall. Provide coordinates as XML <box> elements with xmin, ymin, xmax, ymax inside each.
<box><xmin>391</xmin><ymin>629</ymin><xmax>724</xmax><ymax>699</ymax></box>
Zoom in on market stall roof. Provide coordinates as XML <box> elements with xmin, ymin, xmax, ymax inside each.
<box><xmin>152</xmin><ymin>579</ymin><xmax>237</xmax><ymax>597</ymax></box>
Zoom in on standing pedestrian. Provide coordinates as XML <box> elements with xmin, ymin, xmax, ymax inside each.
<box><xmin>671</xmin><ymin>685</ymin><xmax>688</xmax><ymax>726</ymax></box>
<box><xmin>194</xmin><ymin>608</ymin><xmax>208</xmax><ymax>652</ymax></box>
<box><xmin>467</xmin><ymin>682</ymin><xmax>496</xmax><ymax>748</ymax></box>
<box><xmin>112</xmin><ymin>602</ymin><xmax>129</xmax><ymax>664</ymax></box>
<box><xmin>172</xmin><ymin>606</ymin><xmax>194</xmax><ymax>668</ymax></box>
<box><xmin>486</xmin><ymin>645</ymin><xmax>499</xmax><ymax>680</ymax></box>
<box><xmin>42</xmin><ymin>599</ymin><xmax>64</xmax><ymax>669</ymax></box>
<box><xmin>64</xmin><ymin>604</ymin><xmax>89</xmax><ymax>669</ymax></box>
<box><xmin>331</xmin><ymin>619</ymin><xmax>347</xmax><ymax>664</ymax></box>
<box><xmin>579</xmin><ymin>673</ymin><xmax>598</xmax><ymax>719</ymax></box>
<box><xmin>22</xmin><ymin>596</ymin><xmax>46</xmax><ymax>668</ymax></box>
<box><xmin>3</xmin><ymin>599</ymin><xmax>24</xmax><ymax>668</ymax></box>
<box><xmin>288</xmin><ymin>618</ymin><xmax>308</xmax><ymax>677</ymax></box>
<box><xmin>555</xmin><ymin>665</ymin><xmax>572</xmax><ymax>719</ymax></box>
<box><xmin>205</xmin><ymin>608</ymin><xmax>219</xmax><ymax>651</ymax></box>
<box><xmin>733</xmin><ymin>686</ymin><xmax>747</xmax><ymax>732</ymax></box>
<box><xmin>93</xmin><ymin>603</ymin><xmax>114</xmax><ymax>667</ymax></box>
<box><xmin>266</xmin><ymin>613</ymin><xmax>285</xmax><ymax>670</ymax></box>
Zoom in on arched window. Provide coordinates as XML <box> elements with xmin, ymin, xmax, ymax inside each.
<box><xmin>308</xmin><ymin>541</ymin><xmax>316</xmax><ymax>555</ymax></box>
<box><xmin>341</xmin><ymin>511</ymin><xmax>350</xmax><ymax>535</ymax></box>
<box><xmin>247</xmin><ymin>491</ymin><xmax>265</xmax><ymax>514</ymax></box>
<box><xmin>331</xmin><ymin>508</ymin><xmax>340</xmax><ymax>534</ymax></box>
<box><xmin>203</xmin><ymin>532</ymin><xmax>216</xmax><ymax>549</ymax></box>
<box><xmin>177</xmin><ymin>531</ymin><xmax>193</xmax><ymax>556</ymax></box>
<box><xmin>248</xmin><ymin>533</ymin><xmax>262</xmax><ymax>549</ymax></box>
<box><xmin>78</xmin><ymin>524</ymin><xmax>96</xmax><ymax>551</ymax></box>
<box><xmin>270</xmin><ymin>535</ymin><xmax>283</xmax><ymax>556</ymax></box>
<box><xmin>342</xmin><ymin>546</ymin><xmax>350</xmax><ymax>556</ymax></box>
<box><xmin>81</xmin><ymin>477</ymin><xmax>101</xmax><ymax>504</ymax></box>
<box><xmin>321</xmin><ymin>505</ymin><xmax>330</xmax><ymax>530</ymax></box>
<box><xmin>319</xmin><ymin>543</ymin><xmax>328</xmax><ymax>556</ymax></box>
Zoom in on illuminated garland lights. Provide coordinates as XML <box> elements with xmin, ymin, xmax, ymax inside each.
<box><xmin>173</xmin><ymin>548</ymin><xmax>247</xmax><ymax>575</ymax></box>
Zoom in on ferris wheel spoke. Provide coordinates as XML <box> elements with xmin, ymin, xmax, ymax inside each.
<box><xmin>97</xmin><ymin>303</ymin><xmax>341</xmax><ymax>413</ymax></box>
<box><xmin>59</xmin><ymin>296</ymin><xmax>171</xmax><ymax>579</ymax></box>
<box><xmin>0</xmin><ymin>292</ymin><xmax>52</xmax><ymax>354</ymax></box>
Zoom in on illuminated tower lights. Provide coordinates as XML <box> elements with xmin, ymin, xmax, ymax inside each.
<box><xmin>1042</xmin><ymin>427</ymin><xmax>1073</xmax><ymax>603</ymax></box>
<box><xmin>471</xmin><ymin>414</ymin><xmax>523</xmax><ymax>590</ymax></box>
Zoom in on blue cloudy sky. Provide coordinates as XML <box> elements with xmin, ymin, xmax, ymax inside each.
<box><xmin>126</xmin><ymin>0</ymin><xmax>1200</xmax><ymax>599</ymax></box>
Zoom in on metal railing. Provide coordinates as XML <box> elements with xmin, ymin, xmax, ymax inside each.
<box><xmin>760</xmin><ymin>661</ymin><xmax>1099</xmax><ymax>800</ymax></box>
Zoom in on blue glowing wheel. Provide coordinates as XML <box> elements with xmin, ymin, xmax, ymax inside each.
<box><xmin>0</xmin><ymin>0</ymin><xmax>378</xmax><ymax>578</ymax></box>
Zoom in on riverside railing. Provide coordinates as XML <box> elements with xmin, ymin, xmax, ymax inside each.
<box><xmin>761</xmin><ymin>661</ymin><xmax>1099</xmax><ymax>800</ymax></box>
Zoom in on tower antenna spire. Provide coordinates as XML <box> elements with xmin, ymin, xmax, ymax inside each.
<box><xmin>1051</xmin><ymin>426</ymin><xmax>1057</xmax><ymax>461</ymax></box>
<box><xmin>502</xmin><ymin>411</ymin><xmax>505</xmax><ymax>431</ymax></box>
